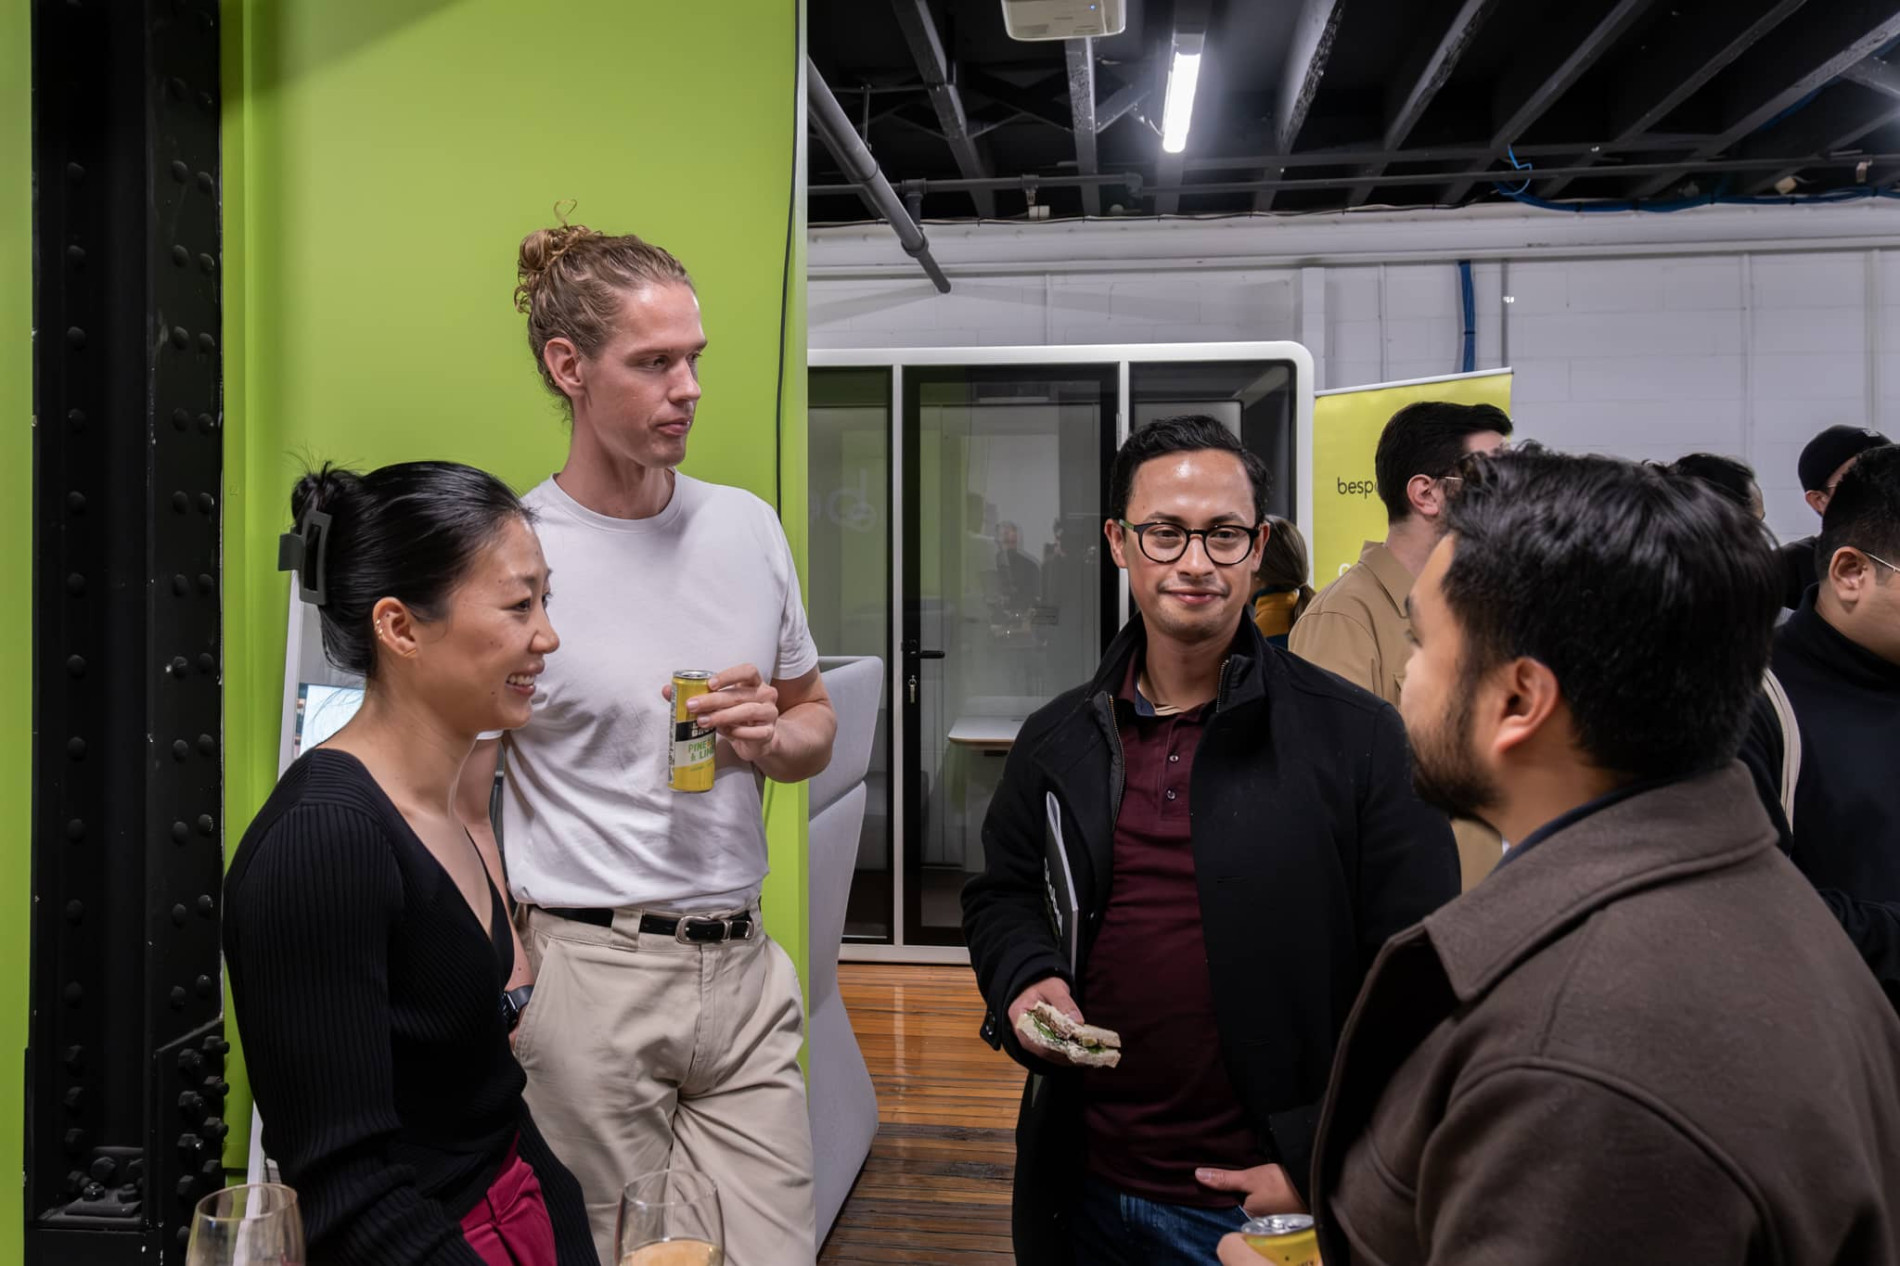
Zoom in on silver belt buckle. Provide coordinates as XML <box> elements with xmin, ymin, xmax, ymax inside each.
<box><xmin>674</xmin><ymin>911</ymin><xmax>754</xmax><ymax>944</ymax></box>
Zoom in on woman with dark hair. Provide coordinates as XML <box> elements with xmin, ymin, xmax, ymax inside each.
<box><xmin>1252</xmin><ymin>515</ymin><xmax>1316</xmax><ymax>647</ymax></box>
<box><xmin>224</xmin><ymin>462</ymin><xmax>594</xmax><ymax>1266</ymax></box>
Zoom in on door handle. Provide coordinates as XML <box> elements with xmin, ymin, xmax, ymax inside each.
<box><xmin>917</xmin><ymin>649</ymin><xmax>946</xmax><ymax>660</ymax></box>
<box><xmin>908</xmin><ymin>674</ymin><xmax>918</xmax><ymax>704</ymax></box>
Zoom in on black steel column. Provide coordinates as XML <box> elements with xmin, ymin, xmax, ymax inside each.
<box><xmin>29</xmin><ymin>2</ymin><xmax>227</xmax><ymax>1263</ymax></box>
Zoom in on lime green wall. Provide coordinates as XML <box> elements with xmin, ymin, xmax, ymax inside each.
<box><xmin>221</xmin><ymin>0</ymin><xmax>804</xmax><ymax>1160</ymax></box>
<box><xmin>3</xmin><ymin>1</ymin><xmax>32</xmax><ymax>1258</ymax></box>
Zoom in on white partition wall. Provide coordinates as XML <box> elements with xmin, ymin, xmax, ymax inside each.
<box><xmin>810</xmin><ymin>344</ymin><xmax>1314</xmax><ymax>963</ymax></box>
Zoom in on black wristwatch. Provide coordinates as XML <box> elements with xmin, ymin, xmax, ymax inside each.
<box><xmin>499</xmin><ymin>984</ymin><xmax>535</xmax><ymax>1033</ymax></box>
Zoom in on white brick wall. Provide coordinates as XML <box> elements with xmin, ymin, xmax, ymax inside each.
<box><xmin>810</xmin><ymin>209</ymin><xmax>1900</xmax><ymax>544</ymax></box>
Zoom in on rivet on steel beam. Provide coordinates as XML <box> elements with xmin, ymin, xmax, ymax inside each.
<box><xmin>66</xmin><ymin>654</ymin><xmax>85</xmax><ymax>677</ymax></box>
<box><xmin>67</xmin><ymin>736</ymin><xmax>86</xmax><ymax>760</ymax></box>
<box><xmin>197</xmin><ymin>492</ymin><xmax>215</xmax><ymax>513</ymax></box>
<box><xmin>62</xmin><ymin>1045</ymin><xmax>83</xmax><ymax>1072</ymax></box>
<box><xmin>170</xmin><ymin>987</ymin><xmax>189</xmax><ymax>1011</ymax></box>
<box><xmin>170</xmin><ymin>655</ymin><xmax>189</xmax><ymax>676</ymax></box>
<box><xmin>171</xmin><ymin>245</ymin><xmax>189</xmax><ymax>267</ymax></box>
<box><xmin>172</xmin><ymin>820</ymin><xmax>188</xmax><ymax>843</ymax></box>
<box><xmin>195</xmin><ymin>975</ymin><xmax>215</xmax><ymax>998</ymax></box>
<box><xmin>175</xmin><ymin>1176</ymin><xmax>196</xmax><ymax>1201</ymax></box>
<box><xmin>173</xmin><ymin>574</ymin><xmax>189</xmax><ymax>595</ymax></box>
<box><xmin>200</xmin><ymin>1159</ymin><xmax>222</xmax><ymax>1181</ymax></box>
<box><xmin>172</xmin><ymin>491</ymin><xmax>189</xmax><ymax>513</ymax></box>
<box><xmin>178</xmin><ymin>1090</ymin><xmax>204</xmax><ymax>1115</ymax></box>
<box><xmin>64</xmin><ymin>1087</ymin><xmax>84</xmax><ymax>1112</ymax></box>
<box><xmin>68</xmin><ymin>573</ymin><xmax>85</xmax><ymax>596</ymax></box>
<box><xmin>63</xmin><ymin>903</ymin><xmax>83</xmax><ymax>925</ymax></box>
<box><xmin>168</xmin><ymin>77</ymin><xmax>187</xmax><ymax>101</ymax></box>
<box><xmin>197</xmin><ymin>653</ymin><xmax>215</xmax><ymax>674</ymax></box>
<box><xmin>198</xmin><ymin>253</ymin><xmax>216</xmax><ymax>274</ymax></box>
<box><xmin>64</xmin><ymin>1129</ymin><xmax>87</xmax><ymax>1153</ymax></box>
<box><xmin>172</xmin><ymin>407</ymin><xmax>189</xmax><ymax>430</ymax></box>
<box><xmin>172</xmin><ymin>739</ymin><xmax>190</xmax><ymax>761</ymax></box>
<box><xmin>63</xmin><ymin>980</ymin><xmax>83</xmax><ymax>1003</ymax></box>
<box><xmin>65</xmin><ymin>818</ymin><xmax>84</xmax><ymax>840</ymax></box>
<box><xmin>66</xmin><ymin>162</ymin><xmax>84</xmax><ymax>182</ymax></box>
<box><xmin>196</xmin><ymin>332</ymin><xmax>215</xmax><ymax>354</ymax></box>
<box><xmin>197</xmin><ymin>412</ymin><xmax>214</xmax><ymax>433</ymax></box>
<box><xmin>171</xmin><ymin>160</ymin><xmax>189</xmax><ymax>183</ymax></box>
<box><xmin>67</xmin><ymin>245</ymin><xmax>85</xmax><ymax>266</ymax></box>
<box><xmin>66</xmin><ymin>491</ymin><xmax>85</xmax><ymax>513</ymax></box>
<box><xmin>66</xmin><ymin>326</ymin><xmax>85</xmax><ymax>348</ymax></box>
<box><xmin>170</xmin><ymin>326</ymin><xmax>189</xmax><ymax>350</ymax></box>
<box><xmin>195</xmin><ymin>171</ymin><xmax>214</xmax><ymax>194</ymax></box>
<box><xmin>197</xmin><ymin>734</ymin><xmax>215</xmax><ymax>756</ymax></box>
<box><xmin>197</xmin><ymin>573</ymin><xmax>214</xmax><ymax>594</ymax></box>
<box><xmin>171</xmin><ymin>903</ymin><xmax>188</xmax><ymax>926</ymax></box>
<box><xmin>197</xmin><ymin>813</ymin><xmax>215</xmax><ymax>834</ymax></box>
<box><xmin>66</xmin><ymin>407</ymin><xmax>84</xmax><ymax>429</ymax></box>
<box><xmin>196</xmin><ymin>894</ymin><xmax>215</xmax><ymax>917</ymax></box>
<box><xmin>178</xmin><ymin>1049</ymin><xmax>203</xmax><ymax>1075</ymax></box>
<box><xmin>201</xmin><ymin>1117</ymin><xmax>228</xmax><ymax>1141</ymax></box>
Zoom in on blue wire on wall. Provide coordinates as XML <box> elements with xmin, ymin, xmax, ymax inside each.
<box><xmin>1457</xmin><ymin>260</ymin><xmax>1476</xmax><ymax>373</ymax></box>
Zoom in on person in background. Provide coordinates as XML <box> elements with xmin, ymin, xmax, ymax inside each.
<box><xmin>1778</xmin><ymin>424</ymin><xmax>1890</xmax><ymax>608</ymax></box>
<box><xmin>1666</xmin><ymin>451</ymin><xmax>1763</xmax><ymax>519</ymax></box>
<box><xmin>1250</xmin><ymin>515</ymin><xmax>1313</xmax><ymax>647</ymax></box>
<box><xmin>995</xmin><ymin>519</ymin><xmax>1043</xmax><ymax>610</ymax></box>
<box><xmin>457</xmin><ymin>219</ymin><xmax>835</xmax><ymax>1266</ymax></box>
<box><xmin>963</xmin><ymin>415</ymin><xmax>1457</xmax><ymax>1265</ymax></box>
<box><xmin>1222</xmin><ymin>448</ymin><xmax>1900</xmax><ymax>1265</ymax></box>
<box><xmin>1289</xmin><ymin>400</ymin><xmax>1512</xmax><ymax>890</ymax></box>
<box><xmin>1740</xmin><ymin>443</ymin><xmax>1900</xmax><ymax>1008</ymax></box>
<box><xmin>225</xmin><ymin>462</ymin><xmax>593</xmax><ymax>1266</ymax></box>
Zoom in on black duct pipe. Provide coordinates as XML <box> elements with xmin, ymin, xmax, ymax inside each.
<box><xmin>807</xmin><ymin>57</ymin><xmax>951</xmax><ymax>293</ymax></box>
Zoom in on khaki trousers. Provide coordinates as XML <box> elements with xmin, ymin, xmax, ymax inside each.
<box><xmin>515</xmin><ymin>906</ymin><xmax>816</xmax><ymax>1266</ymax></box>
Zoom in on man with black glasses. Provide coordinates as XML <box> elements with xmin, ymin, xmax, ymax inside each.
<box><xmin>963</xmin><ymin>415</ymin><xmax>1457</xmax><ymax>1265</ymax></box>
<box><xmin>1742</xmin><ymin>443</ymin><xmax>1900</xmax><ymax>1006</ymax></box>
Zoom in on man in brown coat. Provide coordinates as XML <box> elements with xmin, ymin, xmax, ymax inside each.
<box><xmin>1222</xmin><ymin>448</ymin><xmax>1900</xmax><ymax>1265</ymax></box>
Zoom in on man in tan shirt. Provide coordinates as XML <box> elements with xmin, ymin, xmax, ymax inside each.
<box><xmin>1290</xmin><ymin>400</ymin><xmax>1512</xmax><ymax>887</ymax></box>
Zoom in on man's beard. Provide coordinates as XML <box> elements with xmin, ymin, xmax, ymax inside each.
<box><xmin>1409</xmin><ymin>685</ymin><xmax>1499</xmax><ymax>822</ymax></box>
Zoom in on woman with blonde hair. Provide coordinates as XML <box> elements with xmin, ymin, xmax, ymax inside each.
<box><xmin>1252</xmin><ymin>516</ymin><xmax>1315</xmax><ymax>646</ymax></box>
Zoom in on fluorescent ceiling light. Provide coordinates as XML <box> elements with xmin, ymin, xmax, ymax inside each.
<box><xmin>1161</xmin><ymin>34</ymin><xmax>1204</xmax><ymax>155</ymax></box>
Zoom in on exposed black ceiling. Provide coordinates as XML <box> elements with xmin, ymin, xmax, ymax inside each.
<box><xmin>807</xmin><ymin>0</ymin><xmax>1900</xmax><ymax>223</ymax></box>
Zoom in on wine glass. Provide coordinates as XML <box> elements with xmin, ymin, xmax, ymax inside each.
<box><xmin>615</xmin><ymin>1169</ymin><xmax>724</xmax><ymax>1266</ymax></box>
<box><xmin>185</xmin><ymin>1182</ymin><xmax>305</xmax><ymax>1266</ymax></box>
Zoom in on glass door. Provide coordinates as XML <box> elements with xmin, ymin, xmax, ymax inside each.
<box><xmin>901</xmin><ymin>366</ymin><xmax>1118</xmax><ymax>945</ymax></box>
<box><xmin>807</xmin><ymin>368</ymin><xmax>894</xmax><ymax>943</ymax></box>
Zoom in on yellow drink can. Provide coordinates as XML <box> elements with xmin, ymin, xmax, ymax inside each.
<box><xmin>1239</xmin><ymin>1214</ymin><xmax>1319</xmax><ymax>1265</ymax></box>
<box><xmin>669</xmin><ymin>671</ymin><xmax>716</xmax><ymax>793</ymax></box>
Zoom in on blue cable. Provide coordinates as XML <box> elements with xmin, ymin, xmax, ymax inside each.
<box><xmin>1457</xmin><ymin>260</ymin><xmax>1476</xmax><ymax>373</ymax></box>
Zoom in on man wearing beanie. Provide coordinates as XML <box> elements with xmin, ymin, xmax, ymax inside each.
<box><xmin>1778</xmin><ymin>424</ymin><xmax>1891</xmax><ymax>607</ymax></box>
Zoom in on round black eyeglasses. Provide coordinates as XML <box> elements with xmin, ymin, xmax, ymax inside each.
<box><xmin>1118</xmin><ymin>519</ymin><xmax>1259</xmax><ymax>565</ymax></box>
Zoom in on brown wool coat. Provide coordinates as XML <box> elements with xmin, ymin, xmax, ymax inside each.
<box><xmin>1312</xmin><ymin>763</ymin><xmax>1900</xmax><ymax>1266</ymax></box>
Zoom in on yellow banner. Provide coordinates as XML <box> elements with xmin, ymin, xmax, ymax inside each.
<box><xmin>1310</xmin><ymin>370</ymin><xmax>1514</xmax><ymax>584</ymax></box>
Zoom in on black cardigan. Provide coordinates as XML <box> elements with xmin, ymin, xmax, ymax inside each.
<box><xmin>962</xmin><ymin>615</ymin><xmax>1459</xmax><ymax>1261</ymax></box>
<box><xmin>225</xmin><ymin>749</ymin><xmax>596</xmax><ymax>1266</ymax></box>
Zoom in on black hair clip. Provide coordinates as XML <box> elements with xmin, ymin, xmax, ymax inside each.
<box><xmin>277</xmin><ymin>509</ymin><xmax>332</xmax><ymax>607</ymax></box>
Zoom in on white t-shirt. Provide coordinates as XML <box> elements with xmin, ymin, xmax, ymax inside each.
<box><xmin>497</xmin><ymin>473</ymin><xmax>819</xmax><ymax>910</ymax></box>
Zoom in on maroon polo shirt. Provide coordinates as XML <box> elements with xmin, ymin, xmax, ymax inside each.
<box><xmin>1080</xmin><ymin>657</ymin><xmax>1267</xmax><ymax>1205</ymax></box>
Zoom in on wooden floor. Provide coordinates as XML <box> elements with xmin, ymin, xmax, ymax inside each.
<box><xmin>818</xmin><ymin>964</ymin><xmax>1023</xmax><ymax>1264</ymax></box>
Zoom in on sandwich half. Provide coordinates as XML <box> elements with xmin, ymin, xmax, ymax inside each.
<box><xmin>1016</xmin><ymin>1001</ymin><xmax>1123</xmax><ymax>1068</ymax></box>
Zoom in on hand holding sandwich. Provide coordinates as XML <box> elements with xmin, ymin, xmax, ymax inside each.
<box><xmin>1008</xmin><ymin>978</ymin><xmax>1122</xmax><ymax>1068</ymax></box>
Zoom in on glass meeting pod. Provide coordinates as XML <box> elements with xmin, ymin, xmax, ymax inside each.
<box><xmin>808</xmin><ymin>344</ymin><xmax>1315</xmax><ymax>962</ymax></box>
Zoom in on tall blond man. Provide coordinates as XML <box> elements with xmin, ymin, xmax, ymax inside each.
<box><xmin>457</xmin><ymin>222</ymin><xmax>835</xmax><ymax>1266</ymax></box>
<box><xmin>1288</xmin><ymin>401</ymin><xmax>1511</xmax><ymax>888</ymax></box>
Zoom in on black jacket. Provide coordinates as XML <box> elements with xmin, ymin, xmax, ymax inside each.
<box><xmin>961</xmin><ymin>615</ymin><xmax>1458</xmax><ymax>1263</ymax></box>
<box><xmin>1778</xmin><ymin>536</ymin><xmax>1819</xmax><ymax>610</ymax></box>
<box><xmin>1740</xmin><ymin>591</ymin><xmax>1900</xmax><ymax>1006</ymax></box>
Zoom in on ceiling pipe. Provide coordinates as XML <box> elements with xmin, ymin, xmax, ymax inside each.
<box><xmin>811</xmin><ymin>151</ymin><xmax>1900</xmax><ymax>200</ymax></box>
<box><xmin>807</xmin><ymin>56</ymin><xmax>951</xmax><ymax>293</ymax></box>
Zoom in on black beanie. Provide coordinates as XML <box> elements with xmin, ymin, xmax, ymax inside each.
<box><xmin>1798</xmin><ymin>425</ymin><xmax>1892</xmax><ymax>492</ymax></box>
